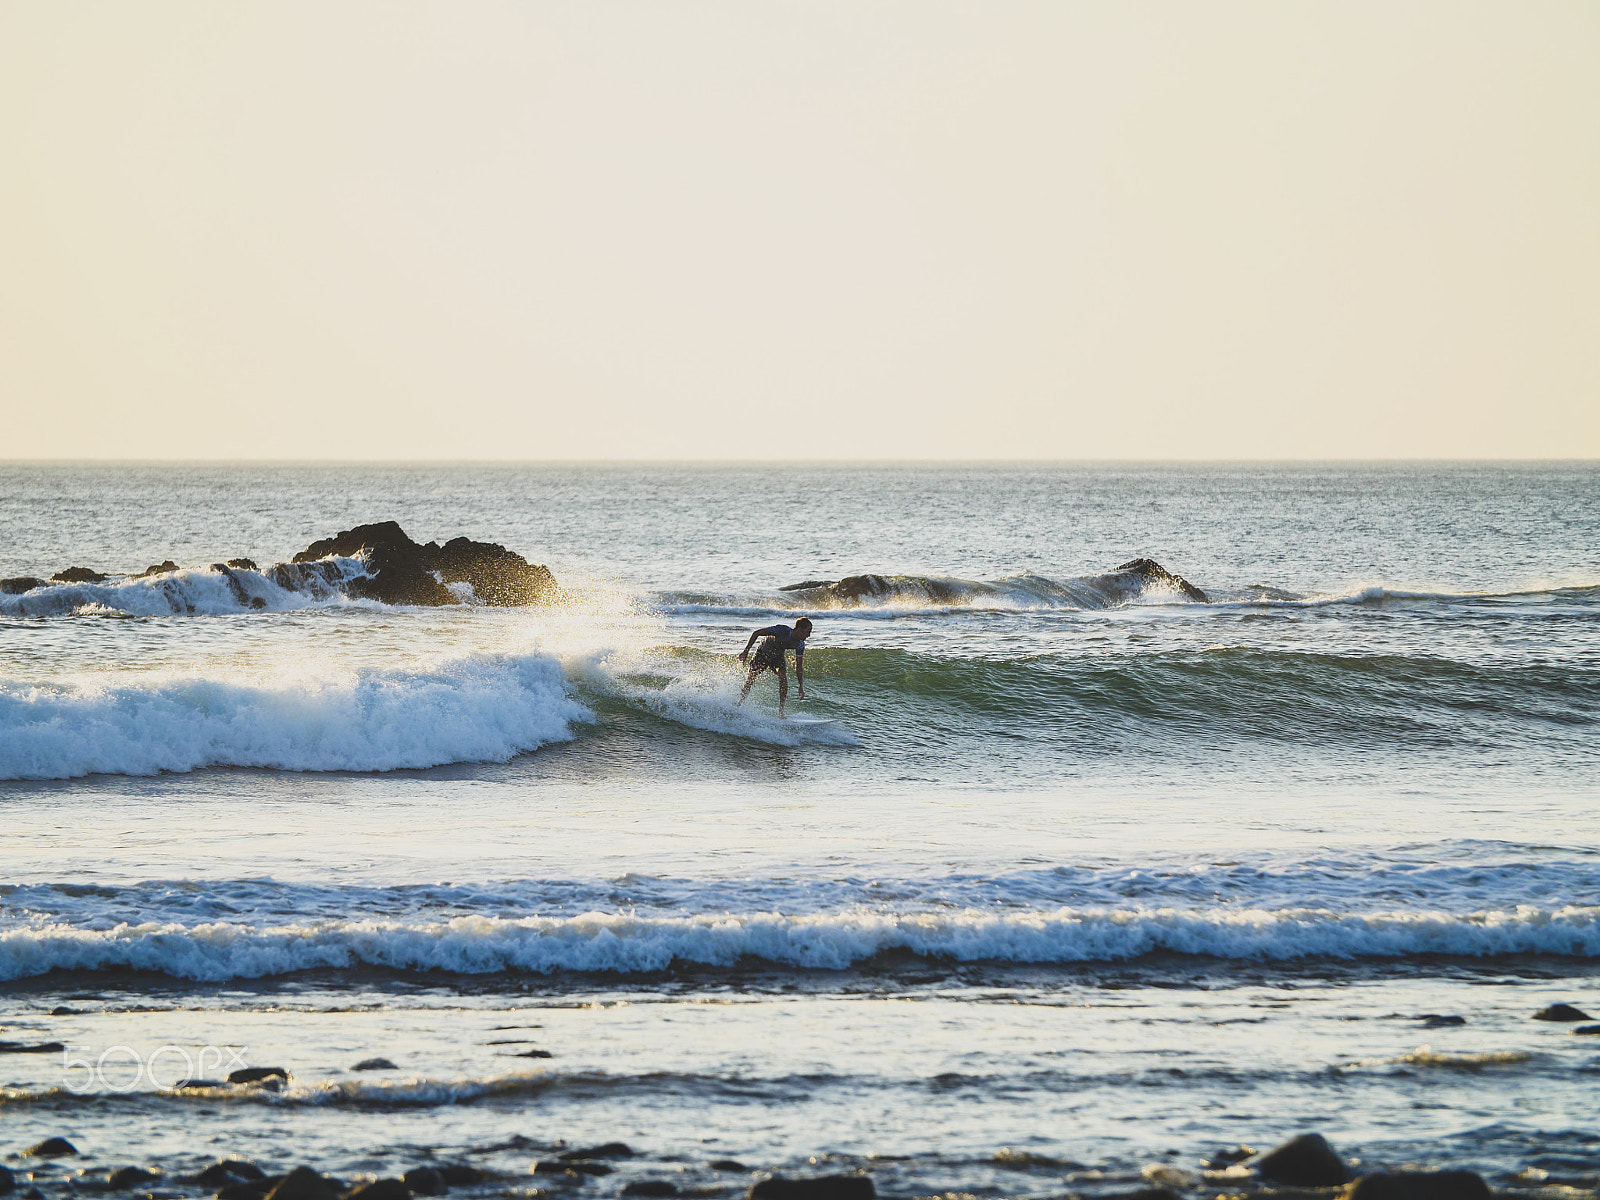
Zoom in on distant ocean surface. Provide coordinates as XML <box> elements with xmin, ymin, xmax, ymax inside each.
<box><xmin>2</xmin><ymin>463</ymin><xmax>1598</xmax><ymax>1195</ymax></box>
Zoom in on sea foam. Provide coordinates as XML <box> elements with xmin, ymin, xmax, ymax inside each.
<box><xmin>2</xmin><ymin>903</ymin><xmax>1596</xmax><ymax>982</ymax></box>
<box><xmin>0</xmin><ymin>652</ymin><xmax>590</xmax><ymax>780</ymax></box>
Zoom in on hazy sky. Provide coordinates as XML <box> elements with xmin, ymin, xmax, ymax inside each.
<box><xmin>2</xmin><ymin>1</ymin><xmax>1596</xmax><ymax>460</ymax></box>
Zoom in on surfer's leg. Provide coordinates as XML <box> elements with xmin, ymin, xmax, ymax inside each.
<box><xmin>739</xmin><ymin>664</ymin><xmax>760</xmax><ymax>704</ymax></box>
<box><xmin>776</xmin><ymin>664</ymin><xmax>788</xmax><ymax>717</ymax></box>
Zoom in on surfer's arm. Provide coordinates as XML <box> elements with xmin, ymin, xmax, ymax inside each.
<box><xmin>738</xmin><ymin>629</ymin><xmax>765</xmax><ymax>663</ymax></box>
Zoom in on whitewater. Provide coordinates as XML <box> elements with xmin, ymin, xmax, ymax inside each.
<box><xmin>2</xmin><ymin>462</ymin><xmax>1598</xmax><ymax>1196</ymax></box>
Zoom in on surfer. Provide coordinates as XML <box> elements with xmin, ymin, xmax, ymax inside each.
<box><xmin>737</xmin><ymin>618</ymin><xmax>812</xmax><ymax>717</ymax></box>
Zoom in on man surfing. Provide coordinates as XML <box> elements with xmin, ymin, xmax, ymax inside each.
<box><xmin>737</xmin><ymin>617</ymin><xmax>812</xmax><ymax>718</ymax></box>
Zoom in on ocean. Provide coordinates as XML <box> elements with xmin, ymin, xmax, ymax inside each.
<box><xmin>2</xmin><ymin>462</ymin><xmax>1598</xmax><ymax>1197</ymax></box>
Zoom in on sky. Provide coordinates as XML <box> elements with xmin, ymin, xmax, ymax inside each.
<box><xmin>1</xmin><ymin>1</ymin><xmax>1596</xmax><ymax>461</ymax></box>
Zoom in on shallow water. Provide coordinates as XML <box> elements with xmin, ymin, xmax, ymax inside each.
<box><xmin>2</xmin><ymin>463</ymin><xmax>1598</xmax><ymax>1191</ymax></box>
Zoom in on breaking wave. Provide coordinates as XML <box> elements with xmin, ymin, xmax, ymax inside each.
<box><xmin>3</xmin><ymin>903</ymin><xmax>1597</xmax><ymax>982</ymax></box>
<box><xmin>0</xmin><ymin>652</ymin><xmax>590</xmax><ymax>780</ymax></box>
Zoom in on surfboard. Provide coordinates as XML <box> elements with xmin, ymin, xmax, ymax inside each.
<box><xmin>785</xmin><ymin>716</ymin><xmax>839</xmax><ymax>727</ymax></box>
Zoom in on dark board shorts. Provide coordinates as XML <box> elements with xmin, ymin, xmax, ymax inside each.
<box><xmin>751</xmin><ymin>639</ymin><xmax>786</xmax><ymax>671</ymax></box>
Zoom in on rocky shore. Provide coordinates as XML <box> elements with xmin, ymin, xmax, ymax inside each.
<box><xmin>0</xmin><ymin>521</ymin><xmax>559</xmax><ymax>608</ymax></box>
<box><xmin>4</xmin><ymin>1127</ymin><xmax>1594</xmax><ymax>1200</ymax></box>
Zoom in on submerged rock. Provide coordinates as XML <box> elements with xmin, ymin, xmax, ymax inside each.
<box><xmin>194</xmin><ymin>1162</ymin><xmax>266</xmax><ymax>1187</ymax></box>
<box><xmin>435</xmin><ymin>1167</ymin><xmax>482</xmax><ymax>1187</ymax></box>
<box><xmin>1533</xmin><ymin>1003</ymin><xmax>1592</xmax><ymax>1022</ymax></box>
<box><xmin>351</xmin><ymin>1057</ymin><xmax>399</xmax><ymax>1072</ymax></box>
<box><xmin>621</xmin><ymin>1184</ymin><xmax>679</xmax><ymax>1198</ymax></box>
<box><xmin>1345</xmin><ymin>1171</ymin><xmax>1492</xmax><ymax>1200</ymax></box>
<box><xmin>400</xmin><ymin>1168</ymin><xmax>443</xmax><ymax>1196</ymax></box>
<box><xmin>227</xmin><ymin>1066</ymin><xmax>290</xmax><ymax>1086</ymax></box>
<box><xmin>1110</xmin><ymin>558</ymin><xmax>1210</xmax><ymax>602</ymax></box>
<box><xmin>747</xmin><ymin>1177</ymin><xmax>875</xmax><ymax>1200</ymax></box>
<box><xmin>0</xmin><ymin>1041</ymin><xmax>66</xmax><ymax>1053</ymax></box>
<box><xmin>107</xmin><ymin>1168</ymin><xmax>160</xmax><ymax>1190</ymax></box>
<box><xmin>1254</xmin><ymin>1133</ymin><xmax>1350</xmax><ymax>1187</ymax></box>
<box><xmin>23</xmin><ymin>1138</ymin><xmax>78</xmax><ymax>1158</ymax></box>
<box><xmin>262</xmin><ymin>1167</ymin><xmax>340</xmax><ymax>1200</ymax></box>
<box><xmin>0</xmin><ymin>1166</ymin><xmax>14</xmax><ymax>1195</ymax></box>
<box><xmin>1572</xmin><ymin>1024</ymin><xmax>1600</xmax><ymax>1035</ymax></box>
<box><xmin>51</xmin><ymin>566</ymin><xmax>108</xmax><ymax>583</ymax></box>
<box><xmin>345</xmin><ymin>1181</ymin><xmax>411</xmax><ymax>1200</ymax></box>
<box><xmin>1</xmin><ymin>577</ymin><xmax>46</xmax><ymax>594</ymax></box>
<box><xmin>558</xmin><ymin>1146</ymin><xmax>634</xmax><ymax>1163</ymax></box>
<box><xmin>1417</xmin><ymin>1014</ymin><xmax>1467</xmax><ymax>1027</ymax></box>
<box><xmin>132</xmin><ymin>561</ymin><xmax>180</xmax><ymax>578</ymax></box>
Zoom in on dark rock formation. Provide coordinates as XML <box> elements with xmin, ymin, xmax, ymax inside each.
<box><xmin>748</xmin><ymin>1177</ymin><xmax>874</xmax><ymax>1200</ymax></box>
<box><xmin>217</xmin><ymin>1177</ymin><xmax>281</xmax><ymax>1200</ymax></box>
<box><xmin>51</xmin><ymin>566</ymin><xmax>108</xmax><ymax>584</ymax></box>
<box><xmin>1254</xmin><ymin>1133</ymin><xmax>1350</xmax><ymax>1187</ymax></box>
<box><xmin>227</xmin><ymin>559</ymin><xmax>259</xmax><ymax>571</ymax></box>
<box><xmin>107</xmin><ymin>1168</ymin><xmax>160</xmax><ymax>1190</ymax></box>
<box><xmin>228</xmin><ymin>1066</ymin><xmax>290</xmax><ymax>1086</ymax></box>
<box><xmin>436</xmin><ymin>1166</ymin><xmax>482</xmax><ymax>1187</ymax></box>
<box><xmin>1</xmin><ymin>577</ymin><xmax>46</xmax><ymax>594</ymax></box>
<box><xmin>194</xmin><ymin>1161</ymin><xmax>266</xmax><ymax>1187</ymax></box>
<box><xmin>400</xmin><ymin>1168</ymin><xmax>443</xmax><ymax>1196</ymax></box>
<box><xmin>621</xmin><ymin>1184</ymin><xmax>679</xmax><ymax>1198</ymax></box>
<box><xmin>558</xmin><ymin>1145</ymin><xmax>634</xmax><ymax>1162</ymax></box>
<box><xmin>778</xmin><ymin>581</ymin><xmax>837</xmax><ymax>592</ymax></box>
<box><xmin>1344</xmin><ymin>1171</ymin><xmax>1492</xmax><ymax>1200</ymax></box>
<box><xmin>1111</xmin><ymin>558</ymin><xmax>1210</xmax><ymax>602</ymax></box>
<box><xmin>352</xmin><ymin>1057</ymin><xmax>398</xmax><ymax>1072</ymax></box>
<box><xmin>1572</xmin><ymin>1024</ymin><xmax>1600</xmax><ymax>1035</ymax></box>
<box><xmin>0</xmin><ymin>1041</ymin><xmax>66</xmax><ymax>1053</ymax></box>
<box><xmin>262</xmin><ymin>1168</ymin><xmax>340</xmax><ymax>1200</ymax></box>
<box><xmin>132</xmin><ymin>561</ymin><xmax>180</xmax><ymax>578</ymax></box>
<box><xmin>292</xmin><ymin>522</ymin><xmax>557</xmax><ymax>607</ymax></box>
<box><xmin>1204</xmin><ymin>1147</ymin><xmax>1256</xmax><ymax>1169</ymax></box>
<box><xmin>23</xmin><ymin>1138</ymin><xmax>78</xmax><ymax>1158</ymax></box>
<box><xmin>1417</xmin><ymin>1014</ymin><xmax>1466</xmax><ymax>1027</ymax></box>
<box><xmin>708</xmin><ymin>1163</ymin><xmax>749</xmax><ymax>1173</ymax></box>
<box><xmin>345</xmin><ymin>1181</ymin><xmax>411</xmax><ymax>1200</ymax></box>
<box><xmin>0</xmin><ymin>1166</ymin><xmax>14</xmax><ymax>1196</ymax></box>
<box><xmin>1533</xmin><ymin>1003</ymin><xmax>1592</xmax><ymax>1021</ymax></box>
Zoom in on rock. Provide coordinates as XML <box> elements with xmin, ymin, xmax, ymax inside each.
<box><xmin>747</xmin><ymin>1177</ymin><xmax>875</xmax><ymax>1200</ymax></box>
<box><xmin>351</xmin><ymin>1058</ymin><xmax>399</xmax><ymax>1072</ymax></box>
<box><xmin>228</xmin><ymin>1066</ymin><xmax>290</xmax><ymax>1086</ymax></box>
<box><xmin>108</xmin><ymin>1169</ymin><xmax>160</xmax><ymax>1190</ymax></box>
<box><xmin>1255</xmin><ymin>1134</ymin><xmax>1350</xmax><ymax>1187</ymax></box>
<box><xmin>1104</xmin><ymin>1191</ymin><xmax>1181</xmax><ymax>1200</ymax></box>
<box><xmin>1203</xmin><ymin>1147</ymin><xmax>1256</xmax><ymax>1169</ymax></box>
<box><xmin>431</xmin><ymin>536</ymin><xmax>558</xmax><ymax>606</ymax></box>
<box><xmin>1533</xmin><ymin>1003</ymin><xmax>1593</xmax><ymax>1022</ymax></box>
<box><xmin>401</xmin><ymin>1168</ymin><xmax>444</xmax><ymax>1196</ymax></box>
<box><xmin>51</xmin><ymin>567</ymin><xmax>108</xmax><ymax>584</ymax></box>
<box><xmin>176</xmin><ymin>1079</ymin><xmax>226</xmax><ymax>1090</ymax></box>
<box><xmin>227</xmin><ymin>559</ymin><xmax>259</xmax><ymax>571</ymax></box>
<box><xmin>291</xmin><ymin>522</ymin><xmax>557</xmax><ymax>608</ymax></box>
<box><xmin>217</xmin><ymin>1178</ymin><xmax>280</xmax><ymax>1200</ymax></box>
<box><xmin>435</xmin><ymin>1167</ymin><xmax>482</xmax><ymax>1187</ymax></box>
<box><xmin>509</xmin><ymin>1049</ymin><xmax>554</xmax><ymax>1058</ymax></box>
<box><xmin>132</xmin><ymin>561</ymin><xmax>180</xmax><ymax>578</ymax></box>
<box><xmin>1111</xmin><ymin>558</ymin><xmax>1209</xmax><ymax>603</ymax></box>
<box><xmin>1573</xmin><ymin>1024</ymin><xmax>1600</xmax><ymax>1035</ymax></box>
<box><xmin>263</xmin><ymin>1168</ymin><xmax>340</xmax><ymax>1200</ymax></box>
<box><xmin>563</xmin><ymin>1165</ymin><xmax>612</xmax><ymax>1178</ymax></box>
<box><xmin>1417</xmin><ymin>1015</ymin><xmax>1466</xmax><ymax>1027</ymax></box>
<box><xmin>708</xmin><ymin>1163</ymin><xmax>748</xmax><ymax>1174</ymax></box>
<box><xmin>0</xmin><ymin>1166</ymin><xmax>13</xmax><ymax>1196</ymax></box>
<box><xmin>621</xmin><ymin>1184</ymin><xmax>679</xmax><ymax>1198</ymax></box>
<box><xmin>0</xmin><ymin>1041</ymin><xmax>67</xmax><ymax>1053</ymax></box>
<box><xmin>558</xmin><ymin>1146</ymin><xmax>634</xmax><ymax>1163</ymax></box>
<box><xmin>195</xmin><ymin>1162</ymin><xmax>266</xmax><ymax>1186</ymax></box>
<box><xmin>50</xmin><ymin>1006</ymin><xmax>82</xmax><ymax>1016</ymax></box>
<box><xmin>345</xmin><ymin>1181</ymin><xmax>411</xmax><ymax>1200</ymax></box>
<box><xmin>24</xmin><ymin>1138</ymin><xmax>78</xmax><ymax>1158</ymax></box>
<box><xmin>1344</xmin><ymin>1171</ymin><xmax>1492</xmax><ymax>1200</ymax></box>
<box><xmin>778</xmin><ymin>581</ymin><xmax>836</xmax><ymax>592</ymax></box>
<box><xmin>1</xmin><ymin>577</ymin><xmax>47</xmax><ymax>594</ymax></box>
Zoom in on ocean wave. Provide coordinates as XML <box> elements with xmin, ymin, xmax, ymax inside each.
<box><xmin>2</xmin><ymin>903</ymin><xmax>1596</xmax><ymax>982</ymax></box>
<box><xmin>0</xmin><ymin>559</ymin><xmax>370</xmax><ymax>618</ymax></box>
<box><xmin>0</xmin><ymin>652</ymin><xmax>591</xmax><ymax>780</ymax></box>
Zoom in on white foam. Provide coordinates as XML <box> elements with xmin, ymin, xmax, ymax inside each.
<box><xmin>0</xmin><ymin>651</ymin><xmax>591</xmax><ymax>780</ymax></box>
<box><xmin>0</xmin><ymin>560</ymin><xmax>369</xmax><ymax>618</ymax></box>
<box><xmin>2</xmin><ymin>903</ymin><xmax>1595</xmax><ymax>982</ymax></box>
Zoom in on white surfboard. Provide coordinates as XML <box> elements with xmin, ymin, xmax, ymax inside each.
<box><xmin>784</xmin><ymin>716</ymin><xmax>839</xmax><ymax>727</ymax></box>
